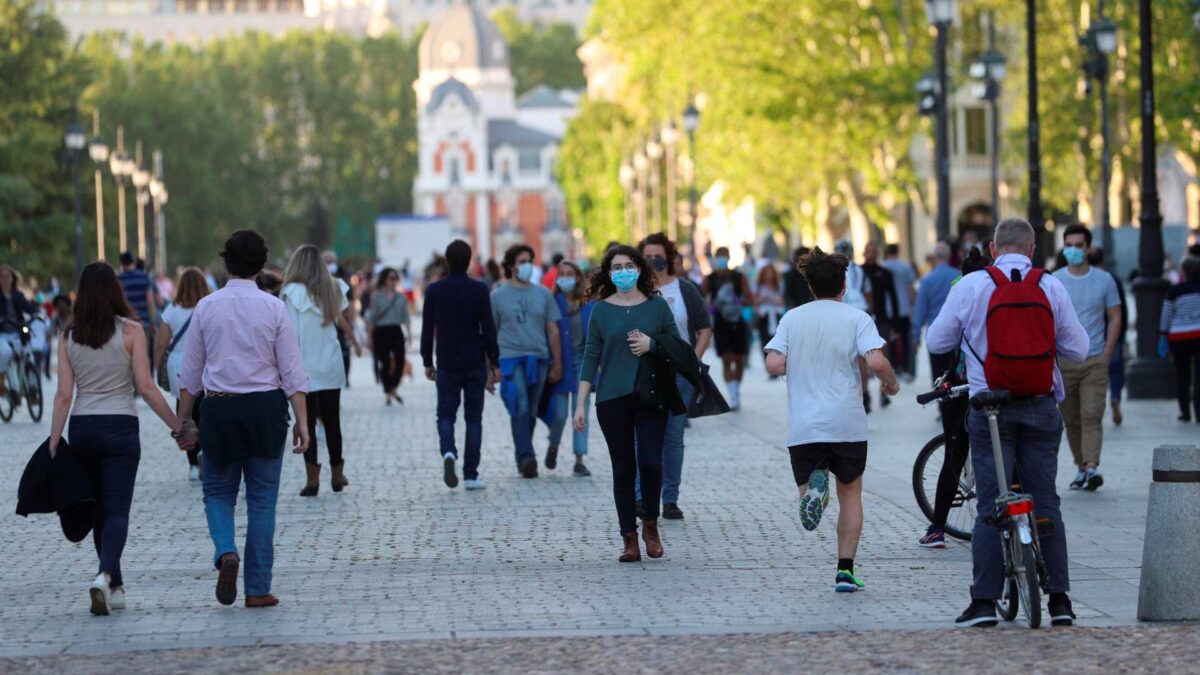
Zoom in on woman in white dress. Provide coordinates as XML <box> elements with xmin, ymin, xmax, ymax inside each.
<box><xmin>155</xmin><ymin>268</ymin><xmax>210</xmax><ymax>480</ymax></box>
<box><xmin>282</xmin><ymin>245</ymin><xmax>361</xmax><ymax>496</ymax></box>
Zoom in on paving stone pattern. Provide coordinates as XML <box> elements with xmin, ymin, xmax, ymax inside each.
<box><xmin>1</xmin><ymin>348</ymin><xmax>1194</xmax><ymax>659</ymax></box>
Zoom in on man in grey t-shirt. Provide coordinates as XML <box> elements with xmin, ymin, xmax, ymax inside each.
<box><xmin>1053</xmin><ymin>224</ymin><xmax>1121</xmax><ymax>492</ymax></box>
<box><xmin>491</xmin><ymin>245</ymin><xmax>562</xmax><ymax>478</ymax></box>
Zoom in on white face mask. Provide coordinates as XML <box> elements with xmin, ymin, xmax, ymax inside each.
<box><xmin>556</xmin><ymin>276</ymin><xmax>577</xmax><ymax>293</ymax></box>
<box><xmin>327</xmin><ymin>262</ymin><xmax>338</xmax><ymax>274</ymax></box>
<box><xmin>516</xmin><ymin>262</ymin><xmax>535</xmax><ymax>282</ymax></box>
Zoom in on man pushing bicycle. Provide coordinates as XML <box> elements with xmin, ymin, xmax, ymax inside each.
<box><xmin>927</xmin><ymin>218</ymin><xmax>1089</xmax><ymax>628</ymax></box>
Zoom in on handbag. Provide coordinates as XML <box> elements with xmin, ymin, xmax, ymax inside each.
<box><xmin>156</xmin><ymin>316</ymin><xmax>192</xmax><ymax>391</ymax></box>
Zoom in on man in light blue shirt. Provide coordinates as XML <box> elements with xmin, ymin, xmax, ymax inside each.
<box><xmin>927</xmin><ymin>217</ymin><xmax>1089</xmax><ymax>629</ymax></box>
<box><xmin>911</xmin><ymin>241</ymin><xmax>959</xmax><ymax>383</ymax></box>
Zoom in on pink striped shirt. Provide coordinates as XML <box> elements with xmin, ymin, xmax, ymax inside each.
<box><xmin>178</xmin><ymin>279</ymin><xmax>310</xmax><ymax>397</ymax></box>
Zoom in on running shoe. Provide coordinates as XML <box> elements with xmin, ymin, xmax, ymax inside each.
<box><xmin>1048</xmin><ymin>594</ymin><xmax>1076</xmax><ymax>626</ymax></box>
<box><xmin>918</xmin><ymin>526</ymin><xmax>946</xmax><ymax>549</ymax></box>
<box><xmin>954</xmin><ymin>600</ymin><xmax>998</xmax><ymax>628</ymax></box>
<box><xmin>834</xmin><ymin>568</ymin><xmax>865</xmax><ymax>593</ymax></box>
<box><xmin>109</xmin><ymin>586</ymin><xmax>126</xmax><ymax>610</ymax></box>
<box><xmin>1068</xmin><ymin>470</ymin><xmax>1087</xmax><ymax>490</ymax></box>
<box><xmin>1082</xmin><ymin>467</ymin><xmax>1104</xmax><ymax>491</ymax></box>
<box><xmin>88</xmin><ymin>574</ymin><xmax>111</xmax><ymax>616</ymax></box>
<box><xmin>464</xmin><ymin>478</ymin><xmax>487</xmax><ymax>491</ymax></box>
<box><xmin>443</xmin><ymin>453</ymin><xmax>459</xmax><ymax>488</ymax></box>
<box><xmin>799</xmin><ymin>470</ymin><xmax>830</xmax><ymax>531</ymax></box>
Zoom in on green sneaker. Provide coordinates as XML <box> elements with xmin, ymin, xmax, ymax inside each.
<box><xmin>799</xmin><ymin>469</ymin><xmax>831</xmax><ymax>531</ymax></box>
<box><xmin>835</xmin><ymin>568</ymin><xmax>866</xmax><ymax>593</ymax></box>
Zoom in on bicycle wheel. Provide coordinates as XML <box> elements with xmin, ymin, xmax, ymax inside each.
<box><xmin>24</xmin><ymin>360</ymin><xmax>42</xmax><ymax>422</ymax></box>
<box><xmin>1011</xmin><ymin>535</ymin><xmax>1042</xmax><ymax>629</ymax></box>
<box><xmin>997</xmin><ymin>577</ymin><xmax>1019</xmax><ymax>621</ymax></box>
<box><xmin>912</xmin><ymin>434</ymin><xmax>976</xmax><ymax>541</ymax></box>
<box><xmin>0</xmin><ymin>365</ymin><xmax>15</xmax><ymax>423</ymax></box>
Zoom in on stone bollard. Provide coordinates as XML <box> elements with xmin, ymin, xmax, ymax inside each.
<box><xmin>1138</xmin><ymin>445</ymin><xmax>1200</xmax><ymax>621</ymax></box>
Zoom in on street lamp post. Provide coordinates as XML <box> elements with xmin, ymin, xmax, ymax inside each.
<box><xmin>925</xmin><ymin>0</ymin><xmax>956</xmax><ymax>244</ymax></box>
<box><xmin>108</xmin><ymin>127</ymin><xmax>132</xmax><ymax>255</ymax></box>
<box><xmin>682</xmin><ymin>102</ymin><xmax>700</xmax><ymax>246</ymax></box>
<box><xmin>132</xmin><ymin>141</ymin><xmax>151</xmax><ymax>262</ymax></box>
<box><xmin>63</xmin><ymin>100</ymin><xmax>88</xmax><ymax>279</ymax></box>
<box><xmin>87</xmin><ymin>111</ymin><xmax>108</xmax><ymax>262</ymax></box>
<box><xmin>1026</xmin><ymin>0</ymin><xmax>1047</xmax><ymax>266</ymax></box>
<box><xmin>149</xmin><ymin>150</ymin><xmax>168</xmax><ymax>274</ymax></box>
<box><xmin>1127</xmin><ymin>0</ymin><xmax>1173</xmax><ymax>399</ymax></box>
<box><xmin>970</xmin><ymin>26</ymin><xmax>1007</xmax><ymax>225</ymax></box>
<box><xmin>1081</xmin><ymin>11</ymin><xmax>1118</xmax><ymax>256</ymax></box>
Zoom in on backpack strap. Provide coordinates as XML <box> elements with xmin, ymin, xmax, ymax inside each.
<box><xmin>984</xmin><ymin>266</ymin><xmax>1007</xmax><ymax>286</ymax></box>
<box><xmin>1024</xmin><ymin>268</ymin><xmax>1045</xmax><ymax>286</ymax></box>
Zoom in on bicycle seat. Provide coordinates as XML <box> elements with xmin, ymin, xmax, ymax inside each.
<box><xmin>970</xmin><ymin>389</ymin><xmax>1012</xmax><ymax>410</ymax></box>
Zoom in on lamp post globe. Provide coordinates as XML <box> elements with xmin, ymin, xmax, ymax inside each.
<box><xmin>924</xmin><ymin>0</ymin><xmax>956</xmax><ymax>26</ymax></box>
<box><xmin>88</xmin><ymin>135</ymin><xmax>108</xmax><ymax>164</ymax></box>
<box><xmin>1092</xmin><ymin>17</ymin><xmax>1118</xmax><ymax>54</ymax></box>
<box><xmin>682</xmin><ymin>103</ymin><xmax>700</xmax><ymax>135</ymax></box>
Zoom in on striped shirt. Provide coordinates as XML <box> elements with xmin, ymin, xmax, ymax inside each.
<box><xmin>1162</xmin><ymin>280</ymin><xmax>1200</xmax><ymax>342</ymax></box>
<box><xmin>117</xmin><ymin>269</ymin><xmax>153</xmax><ymax>326</ymax></box>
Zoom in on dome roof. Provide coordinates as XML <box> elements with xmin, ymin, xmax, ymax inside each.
<box><xmin>419</xmin><ymin>4</ymin><xmax>509</xmax><ymax>73</ymax></box>
<box><xmin>428</xmin><ymin>77</ymin><xmax>479</xmax><ymax>114</ymax></box>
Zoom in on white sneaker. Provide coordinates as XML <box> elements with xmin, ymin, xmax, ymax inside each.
<box><xmin>188</xmin><ymin>465</ymin><xmax>201</xmax><ymax>481</ymax></box>
<box><xmin>89</xmin><ymin>573</ymin><xmax>111</xmax><ymax>616</ymax></box>
<box><xmin>109</xmin><ymin>586</ymin><xmax>126</xmax><ymax>610</ymax></box>
<box><xmin>464</xmin><ymin>478</ymin><xmax>487</xmax><ymax>490</ymax></box>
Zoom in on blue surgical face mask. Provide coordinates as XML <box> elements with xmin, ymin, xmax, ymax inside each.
<box><xmin>516</xmin><ymin>262</ymin><xmax>535</xmax><ymax>282</ymax></box>
<box><xmin>1062</xmin><ymin>246</ymin><xmax>1086</xmax><ymax>266</ymax></box>
<box><xmin>556</xmin><ymin>276</ymin><xmax>577</xmax><ymax>293</ymax></box>
<box><xmin>713</xmin><ymin>256</ymin><xmax>729</xmax><ymax>271</ymax></box>
<box><xmin>611</xmin><ymin>268</ymin><xmax>640</xmax><ymax>292</ymax></box>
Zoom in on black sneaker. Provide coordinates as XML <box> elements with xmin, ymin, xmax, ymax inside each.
<box><xmin>954</xmin><ymin>600</ymin><xmax>998</xmax><ymax>628</ymax></box>
<box><xmin>573</xmin><ymin>460</ymin><xmax>591</xmax><ymax>477</ymax></box>
<box><xmin>662</xmin><ymin>503</ymin><xmax>684</xmax><ymax>520</ymax></box>
<box><xmin>443</xmin><ymin>454</ymin><xmax>458</xmax><ymax>488</ymax></box>
<box><xmin>545</xmin><ymin>446</ymin><xmax>558</xmax><ymax>470</ymax></box>
<box><xmin>519</xmin><ymin>457</ymin><xmax>538</xmax><ymax>479</ymax></box>
<box><xmin>1049</xmin><ymin>594</ymin><xmax>1076</xmax><ymax>626</ymax></box>
<box><xmin>635</xmin><ymin>500</ymin><xmax>645</xmax><ymax>519</ymax></box>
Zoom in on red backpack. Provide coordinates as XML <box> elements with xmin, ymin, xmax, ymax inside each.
<box><xmin>966</xmin><ymin>266</ymin><xmax>1056</xmax><ymax>397</ymax></box>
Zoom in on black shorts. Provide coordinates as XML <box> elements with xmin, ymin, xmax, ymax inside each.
<box><xmin>788</xmin><ymin>441</ymin><xmax>868</xmax><ymax>485</ymax></box>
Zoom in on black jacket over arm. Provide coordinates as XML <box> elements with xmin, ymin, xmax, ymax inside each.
<box><xmin>636</xmin><ymin>332</ymin><xmax>702</xmax><ymax>416</ymax></box>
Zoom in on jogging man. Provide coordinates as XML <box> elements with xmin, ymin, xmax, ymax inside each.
<box><xmin>927</xmin><ymin>217</ymin><xmax>1089</xmax><ymax>628</ymax></box>
<box><xmin>491</xmin><ymin>244</ymin><xmax>562</xmax><ymax>478</ymax></box>
<box><xmin>764</xmin><ymin>248</ymin><xmax>899</xmax><ymax>593</ymax></box>
<box><xmin>1054</xmin><ymin>224</ymin><xmax>1122</xmax><ymax>491</ymax></box>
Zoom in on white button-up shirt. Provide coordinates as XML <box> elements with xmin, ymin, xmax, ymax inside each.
<box><xmin>926</xmin><ymin>253</ymin><xmax>1089</xmax><ymax>401</ymax></box>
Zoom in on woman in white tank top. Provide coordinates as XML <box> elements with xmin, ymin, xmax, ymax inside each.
<box><xmin>47</xmin><ymin>262</ymin><xmax>191</xmax><ymax>616</ymax></box>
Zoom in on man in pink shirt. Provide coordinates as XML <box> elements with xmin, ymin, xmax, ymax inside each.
<box><xmin>178</xmin><ymin>230</ymin><xmax>310</xmax><ymax>609</ymax></box>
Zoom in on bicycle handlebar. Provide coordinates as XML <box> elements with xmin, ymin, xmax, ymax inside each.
<box><xmin>915</xmin><ymin>383</ymin><xmax>970</xmax><ymax>405</ymax></box>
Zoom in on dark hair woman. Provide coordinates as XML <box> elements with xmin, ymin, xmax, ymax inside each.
<box><xmin>575</xmin><ymin>245</ymin><xmax>694</xmax><ymax>562</ymax></box>
<box><xmin>544</xmin><ymin>260</ymin><xmax>594</xmax><ymax>476</ymax></box>
<box><xmin>155</xmin><ymin>268</ymin><xmax>211</xmax><ymax>480</ymax></box>
<box><xmin>365</xmin><ymin>266</ymin><xmax>411</xmax><ymax>406</ymax></box>
<box><xmin>754</xmin><ymin>264</ymin><xmax>784</xmax><ymax>356</ymax></box>
<box><xmin>47</xmin><ymin>262</ymin><xmax>190</xmax><ymax>616</ymax></box>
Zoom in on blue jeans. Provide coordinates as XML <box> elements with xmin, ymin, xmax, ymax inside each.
<box><xmin>966</xmin><ymin>397</ymin><xmax>1070</xmax><ymax>599</ymax></box>
<box><xmin>201</xmin><ymin>451</ymin><xmax>283</xmax><ymax>597</ymax></box>
<box><xmin>508</xmin><ymin>361</ymin><xmax>548</xmax><ymax>465</ymax></box>
<box><xmin>70</xmin><ymin>415</ymin><xmax>140</xmax><ymax>588</ymax></box>
<box><xmin>437</xmin><ymin>366</ymin><xmax>486</xmax><ymax>480</ymax></box>
<box><xmin>636</xmin><ymin>375</ymin><xmax>695</xmax><ymax>505</ymax></box>
<box><xmin>547</xmin><ymin>389</ymin><xmax>590</xmax><ymax>457</ymax></box>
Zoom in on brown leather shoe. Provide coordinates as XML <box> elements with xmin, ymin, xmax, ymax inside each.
<box><xmin>215</xmin><ymin>553</ymin><xmax>239</xmax><ymax>606</ymax></box>
<box><xmin>618</xmin><ymin>531</ymin><xmax>641</xmax><ymax>562</ymax></box>
<box><xmin>299</xmin><ymin>462</ymin><xmax>320</xmax><ymax>497</ymax></box>
<box><xmin>330</xmin><ymin>461</ymin><xmax>349</xmax><ymax>492</ymax></box>
<box><xmin>245</xmin><ymin>594</ymin><xmax>279</xmax><ymax>608</ymax></box>
<box><xmin>642</xmin><ymin>520</ymin><xmax>664</xmax><ymax>559</ymax></box>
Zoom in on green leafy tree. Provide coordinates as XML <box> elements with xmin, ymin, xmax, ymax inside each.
<box><xmin>492</xmin><ymin>7</ymin><xmax>585</xmax><ymax>95</ymax></box>
<box><xmin>557</xmin><ymin>101</ymin><xmax>637</xmax><ymax>253</ymax></box>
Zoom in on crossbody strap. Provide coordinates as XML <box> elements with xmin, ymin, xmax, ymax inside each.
<box><xmin>166</xmin><ymin>316</ymin><xmax>192</xmax><ymax>355</ymax></box>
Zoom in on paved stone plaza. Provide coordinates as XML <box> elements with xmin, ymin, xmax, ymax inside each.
<box><xmin>2</xmin><ymin>348</ymin><xmax>1196</xmax><ymax>666</ymax></box>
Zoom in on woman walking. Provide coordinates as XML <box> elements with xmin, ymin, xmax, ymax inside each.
<box><xmin>574</xmin><ymin>246</ymin><xmax>698</xmax><ymax>562</ymax></box>
<box><xmin>1161</xmin><ymin>255</ymin><xmax>1200</xmax><ymax>422</ymax></box>
<box><xmin>282</xmin><ymin>245</ymin><xmax>362</xmax><ymax>496</ymax></box>
<box><xmin>544</xmin><ymin>260</ymin><xmax>593</xmax><ymax>476</ymax></box>
<box><xmin>754</xmin><ymin>264</ymin><xmax>785</xmax><ymax>357</ymax></box>
<box><xmin>155</xmin><ymin>267</ymin><xmax>210</xmax><ymax>480</ymax></box>
<box><xmin>702</xmin><ymin>247</ymin><xmax>753</xmax><ymax>410</ymax></box>
<box><xmin>47</xmin><ymin>262</ymin><xmax>192</xmax><ymax>615</ymax></box>
<box><xmin>364</xmin><ymin>267</ymin><xmax>410</xmax><ymax>406</ymax></box>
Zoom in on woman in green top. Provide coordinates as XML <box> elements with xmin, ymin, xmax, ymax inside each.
<box><xmin>574</xmin><ymin>245</ymin><xmax>681</xmax><ymax>562</ymax></box>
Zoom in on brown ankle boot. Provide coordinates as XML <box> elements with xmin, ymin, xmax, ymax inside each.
<box><xmin>619</xmin><ymin>532</ymin><xmax>641</xmax><ymax>562</ymax></box>
<box><xmin>299</xmin><ymin>463</ymin><xmax>320</xmax><ymax>497</ymax></box>
<box><xmin>642</xmin><ymin>520</ymin><xmax>664</xmax><ymax>558</ymax></box>
<box><xmin>330</xmin><ymin>461</ymin><xmax>349</xmax><ymax>492</ymax></box>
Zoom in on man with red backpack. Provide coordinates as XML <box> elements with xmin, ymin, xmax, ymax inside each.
<box><xmin>927</xmin><ymin>218</ymin><xmax>1089</xmax><ymax>629</ymax></box>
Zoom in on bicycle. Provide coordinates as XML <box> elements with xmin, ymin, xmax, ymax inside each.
<box><xmin>913</xmin><ymin>380</ymin><xmax>976</xmax><ymax>541</ymax></box>
<box><xmin>0</xmin><ymin>324</ymin><xmax>44</xmax><ymax>423</ymax></box>
<box><xmin>966</xmin><ymin>389</ymin><xmax>1050</xmax><ymax>629</ymax></box>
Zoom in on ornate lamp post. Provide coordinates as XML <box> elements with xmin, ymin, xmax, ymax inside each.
<box><xmin>1081</xmin><ymin>11</ymin><xmax>1118</xmax><ymax>255</ymax></box>
<box><xmin>63</xmin><ymin>101</ymin><xmax>88</xmax><ymax>279</ymax></box>
<box><xmin>108</xmin><ymin>127</ymin><xmax>133</xmax><ymax>255</ymax></box>
<box><xmin>149</xmin><ymin>150</ymin><xmax>168</xmax><ymax>274</ymax></box>
<box><xmin>1026</xmin><ymin>0</ymin><xmax>1047</xmax><ymax>265</ymax></box>
<box><xmin>925</xmin><ymin>0</ymin><xmax>956</xmax><ymax>244</ymax></box>
<box><xmin>132</xmin><ymin>141</ymin><xmax>151</xmax><ymax>261</ymax></box>
<box><xmin>87</xmin><ymin>112</ymin><xmax>108</xmax><ymax>262</ymax></box>
<box><xmin>682</xmin><ymin>101</ymin><xmax>701</xmax><ymax>245</ymax></box>
<box><xmin>970</xmin><ymin>34</ymin><xmax>1007</xmax><ymax>224</ymax></box>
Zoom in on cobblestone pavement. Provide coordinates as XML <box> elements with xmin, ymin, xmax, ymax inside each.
<box><xmin>1</xmin><ymin>346</ymin><xmax>1195</xmax><ymax>660</ymax></box>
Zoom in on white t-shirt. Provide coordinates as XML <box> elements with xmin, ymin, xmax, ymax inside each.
<box><xmin>658</xmin><ymin>278</ymin><xmax>691</xmax><ymax>345</ymax></box>
<box><xmin>764</xmin><ymin>299</ymin><xmax>885</xmax><ymax>446</ymax></box>
<box><xmin>282</xmin><ymin>279</ymin><xmax>350</xmax><ymax>392</ymax></box>
<box><xmin>160</xmin><ymin>303</ymin><xmax>195</xmax><ymax>399</ymax></box>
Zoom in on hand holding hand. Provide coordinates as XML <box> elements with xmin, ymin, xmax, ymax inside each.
<box><xmin>627</xmin><ymin>330</ymin><xmax>652</xmax><ymax>357</ymax></box>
